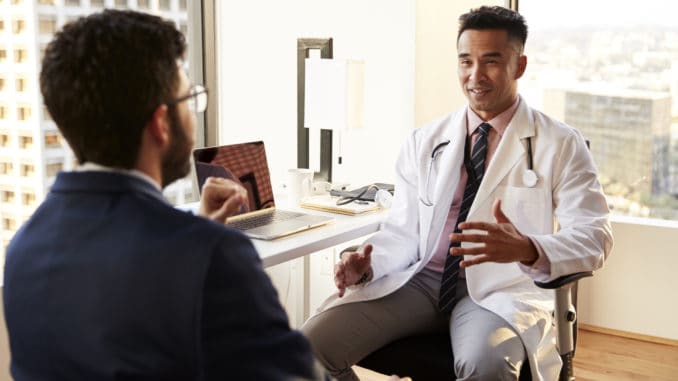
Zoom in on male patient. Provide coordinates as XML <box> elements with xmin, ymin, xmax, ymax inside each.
<box><xmin>3</xmin><ymin>10</ymin><xmax>323</xmax><ymax>380</ymax></box>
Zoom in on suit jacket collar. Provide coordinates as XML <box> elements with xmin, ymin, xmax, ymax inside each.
<box><xmin>51</xmin><ymin>171</ymin><xmax>169</xmax><ymax>205</ymax></box>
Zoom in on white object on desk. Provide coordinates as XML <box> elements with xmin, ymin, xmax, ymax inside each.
<box><xmin>287</xmin><ymin>168</ymin><xmax>314</xmax><ymax>205</ymax></box>
<box><xmin>300</xmin><ymin>195</ymin><xmax>380</xmax><ymax>215</ymax></box>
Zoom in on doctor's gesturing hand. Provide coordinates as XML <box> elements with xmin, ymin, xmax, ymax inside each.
<box><xmin>450</xmin><ymin>199</ymin><xmax>539</xmax><ymax>268</ymax></box>
<box><xmin>335</xmin><ymin>244</ymin><xmax>373</xmax><ymax>297</ymax></box>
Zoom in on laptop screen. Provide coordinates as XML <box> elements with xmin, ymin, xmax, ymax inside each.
<box><xmin>193</xmin><ymin>141</ymin><xmax>275</xmax><ymax>215</ymax></box>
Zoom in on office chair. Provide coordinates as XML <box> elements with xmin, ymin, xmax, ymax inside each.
<box><xmin>357</xmin><ymin>271</ymin><xmax>593</xmax><ymax>381</ymax></box>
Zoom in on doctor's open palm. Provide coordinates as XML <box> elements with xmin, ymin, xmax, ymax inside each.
<box><xmin>334</xmin><ymin>244</ymin><xmax>373</xmax><ymax>297</ymax></box>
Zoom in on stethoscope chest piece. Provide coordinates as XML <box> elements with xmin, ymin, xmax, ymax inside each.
<box><xmin>523</xmin><ymin>169</ymin><xmax>538</xmax><ymax>187</ymax></box>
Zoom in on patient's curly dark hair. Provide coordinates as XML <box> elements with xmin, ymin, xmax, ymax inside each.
<box><xmin>40</xmin><ymin>9</ymin><xmax>186</xmax><ymax>168</ymax></box>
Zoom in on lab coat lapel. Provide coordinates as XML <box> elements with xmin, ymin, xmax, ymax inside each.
<box><xmin>470</xmin><ymin>101</ymin><xmax>535</xmax><ymax>216</ymax></box>
<box><xmin>421</xmin><ymin>111</ymin><xmax>467</xmax><ymax>258</ymax></box>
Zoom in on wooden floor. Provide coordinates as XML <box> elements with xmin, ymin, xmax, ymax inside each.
<box><xmin>355</xmin><ymin>329</ymin><xmax>678</xmax><ymax>381</ymax></box>
<box><xmin>573</xmin><ymin>329</ymin><xmax>678</xmax><ymax>381</ymax></box>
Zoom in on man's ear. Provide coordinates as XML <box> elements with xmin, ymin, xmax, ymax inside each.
<box><xmin>515</xmin><ymin>55</ymin><xmax>527</xmax><ymax>80</ymax></box>
<box><xmin>145</xmin><ymin>104</ymin><xmax>170</xmax><ymax>146</ymax></box>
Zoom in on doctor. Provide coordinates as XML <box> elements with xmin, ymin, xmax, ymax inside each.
<box><xmin>302</xmin><ymin>5</ymin><xmax>613</xmax><ymax>381</ymax></box>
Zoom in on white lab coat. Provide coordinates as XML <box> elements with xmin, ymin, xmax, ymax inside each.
<box><xmin>316</xmin><ymin>97</ymin><xmax>613</xmax><ymax>380</ymax></box>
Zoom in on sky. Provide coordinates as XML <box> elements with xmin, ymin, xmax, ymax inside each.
<box><xmin>519</xmin><ymin>0</ymin><xmax>678</xmax><ymax>29</ymax></box>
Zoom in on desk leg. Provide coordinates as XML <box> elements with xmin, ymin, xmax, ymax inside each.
<box><xmin>302</xmin><ymin>255</ymin><xmax>310</xmax><ymax>323</ymax></box>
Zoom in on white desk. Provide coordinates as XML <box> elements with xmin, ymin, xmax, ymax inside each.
<box><xmin>252</xmin><ymin>209</ymin><xmax>385</xmax><ymax>267</ymax></box>
<box><xmin>178</xmin><ymin>200</ymin><xmax>387</xmax><ymax>323</ymax></box>
<box><xmin>252</xmin><ymin>208</ymin><xmax>386</xmax><ymax>323</ymax></box>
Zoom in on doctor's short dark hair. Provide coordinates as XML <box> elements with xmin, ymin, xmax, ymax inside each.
<box><xmin>458</xmin><ymin>6</ymin><xmax>528</xmax><ymax>51</ymax></box>
<box><xmin>40</xmin><ymin>9</ymin><xmax>186</xmax><ymax>168</ymax></box>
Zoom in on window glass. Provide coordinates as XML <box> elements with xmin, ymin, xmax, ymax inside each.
<box><xmin>519</xmin><ymin>0</ymin><xmax>678</xmax><ymax>220</ymax></box>
<box><xmin>39</xmin><ymin>16</ymin><xmax>57</xmax><ymax>35</ymax></box>
<box><xmin>0</xmin><ymin>1</ymin><xmax>201</xmax><ymax>271</ymax></box>
<box><xmin>12</xmin><ymin>19</ymin><xmax>25</xmax><ymax>34</ymax></box>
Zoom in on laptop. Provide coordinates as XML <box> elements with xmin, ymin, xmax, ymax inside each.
<box><xmin>193</xmin><ymin>141</ymin><xmax>334</xmax><ymax>240</ymax></box>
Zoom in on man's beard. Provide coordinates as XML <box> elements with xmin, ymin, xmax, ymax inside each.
<box><xmin>160</xmin><ymin>107</ymin><xmax>192</xmax><ymax>188</ymax></box>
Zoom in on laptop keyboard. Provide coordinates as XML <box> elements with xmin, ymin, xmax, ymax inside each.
<box><xmin>226</xmin><ymin>209</ymin><xmax>304</xmax><ymax>231</ymax></box>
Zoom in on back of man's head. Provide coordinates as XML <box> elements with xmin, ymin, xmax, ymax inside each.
<box><xmin>40</xmin><ymin>9</ymin><xmax>186</xmax><ymax>168</ymax></box>
<box><xmin>458</xmin><ymin>6</ymin><xmax>528</xmax><ymax>52</ymax></box>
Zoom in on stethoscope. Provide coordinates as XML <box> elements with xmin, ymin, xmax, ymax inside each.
<box><xmin>418</xmin><ymin>136</ymin><xmax>537</xmax><ymax>206</ymax></box>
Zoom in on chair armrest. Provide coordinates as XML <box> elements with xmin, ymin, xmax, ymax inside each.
<box><xmin>534</xmin><ymin>271</ymin><xmax>593</xmax><ymax>289</ymax></box>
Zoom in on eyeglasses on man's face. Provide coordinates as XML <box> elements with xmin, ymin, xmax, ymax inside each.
<box><xmin>167</xmin><ymin>84</ymin><xmax>208</xmax><ymax>113</ymax></box>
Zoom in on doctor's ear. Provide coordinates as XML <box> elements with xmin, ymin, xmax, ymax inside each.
<box><xmin>515</xmin><ymin>55</ymin><xmax>527</xmax><ymax>79</ymax></box>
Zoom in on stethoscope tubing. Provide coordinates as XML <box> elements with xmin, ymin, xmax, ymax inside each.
<box><xmin>419</xmin><ymin>137</ymin><xmax>535</xmax><ymax>206</ymax></box>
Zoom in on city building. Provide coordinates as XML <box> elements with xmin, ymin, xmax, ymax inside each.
<box><xmin>0</xmin><ymin>0</ymin><xmax>191</xmax><ymax>267</ymax></box>
<box><xmin>544</xmin><ymin>86</ymin><xmax>672</xmax><ymax>198</ymax></box>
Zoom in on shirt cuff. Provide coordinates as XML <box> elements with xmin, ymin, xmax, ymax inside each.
<box><xmin>518</xmin><ymin>236</ymin><xmax>551</xmax><ymax>277</ymax></box>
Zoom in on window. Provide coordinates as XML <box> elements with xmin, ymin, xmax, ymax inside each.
<box><xmin>2</xmin><ymin>217</ymin><xmax>16</xmax><ymax>231</ymax></box>
<box><xmin>519</xmin><ymin>0</ymin><xmax>678</xmax><ymax>221</ymax></box>
<box><xmin>15</xmin><ymin>77</ymin><xmax>28</xmax><ymax>92</ymax></box>
<box><xmin>44</xmin><ymin>133</ymin><xmax>60</xmax><ymax>148</ymax></box>
<box><xmin>22</xmin><ymin>192</ymin><xmax>36</xmax><ymax>206</ymax></box>
<box><xmin>179</xmin><ymin>0</ymin><xmax>187</xmax><ymax>11</ymax></box>
<box><xmin>0</xmin><ymin>162</ymin><xmax>13</xmax><ymax>174</ymax></box>
<box><xmin>159</xmin><ymin>0</ymin><xmax>171</xmax><ymax>11</ymax></box>
<box><xmin>19</xmin><ymin>136</ymin><xmax>33</xmax><ymax>149</ymax></box>
<box><xmin>14</xmin><ymin>49</ymin><xmax>28</xmax><ymax>64</ymax></box>
<box><xmin>20</xmin><ymin>164</ymin><xmax>34</xmax><ymax>177</ymax></box>
<box><xmin>12</xmin><ymin>19</ymin><xmax>26</xmax><ymax>35</ymax></box>
<box><xmin>17</xmin><ymin>105</ymin><xmax>31</xmax><ymax>121</ymax></box>
<box><xmin>0</xmin><ymin>0</ymin><xmax>202</xmax><ymax>262</ymax></box>
<box><xmin>39</xmin><ymin>17</ymin><xmax>57</xmax><ymax>35</ymax></box>
<box><xmin>1</xmin><ymin>190</ymin><xmax>14</xmax><ymax>203</ymax></box>
<box><xmin>45</xmin><ymin>162</ymin><xmax>62</xmax><ymax>177</ymax></box>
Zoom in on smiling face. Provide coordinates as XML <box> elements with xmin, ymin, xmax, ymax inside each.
<box><xmin>457</xmin><ymin>29</ymin><xmax>527</xmax><ymax>121</ymax></box>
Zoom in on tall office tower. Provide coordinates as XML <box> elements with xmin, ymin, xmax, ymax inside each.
<box><xmin>0</xmin><ymin>0</ymin><xmax>190</xmax><ymax>268</ymax></box>
<box><xmin>544</xmin><ymin>87</ymin><xmax>672</xmax><ymax>198</ymax></box>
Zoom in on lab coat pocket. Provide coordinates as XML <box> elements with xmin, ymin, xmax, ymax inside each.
<box><xmin>496</xmin><ymin>186</ymin><xmax>549</xmax><ymax>234</ymax></box>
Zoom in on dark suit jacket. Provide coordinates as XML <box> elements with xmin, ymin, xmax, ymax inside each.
<box><xmin>3</xmin><ymin>171</ymin><xmax>317</xmax><ymax>380</ymax></box>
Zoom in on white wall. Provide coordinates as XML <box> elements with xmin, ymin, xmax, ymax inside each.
<box><xmin>578</xmin><ymin>218</ymin><xmax>678</xmax><ymax>340</ymax></box>
<box><xmin>215</xmin><ymin>0</ymin><xmax>416</xmax><ymax>189</ymax></box>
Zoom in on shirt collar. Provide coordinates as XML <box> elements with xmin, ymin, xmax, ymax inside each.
<box><xmin>466</xmin><ymin>97</ymin><xmax>521</xmax><ymax>136</ymax></box>
<box><xmin>75</xmin><ymin>162</ymin><xmax>162</xmax><ymax>191</ymax></box>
